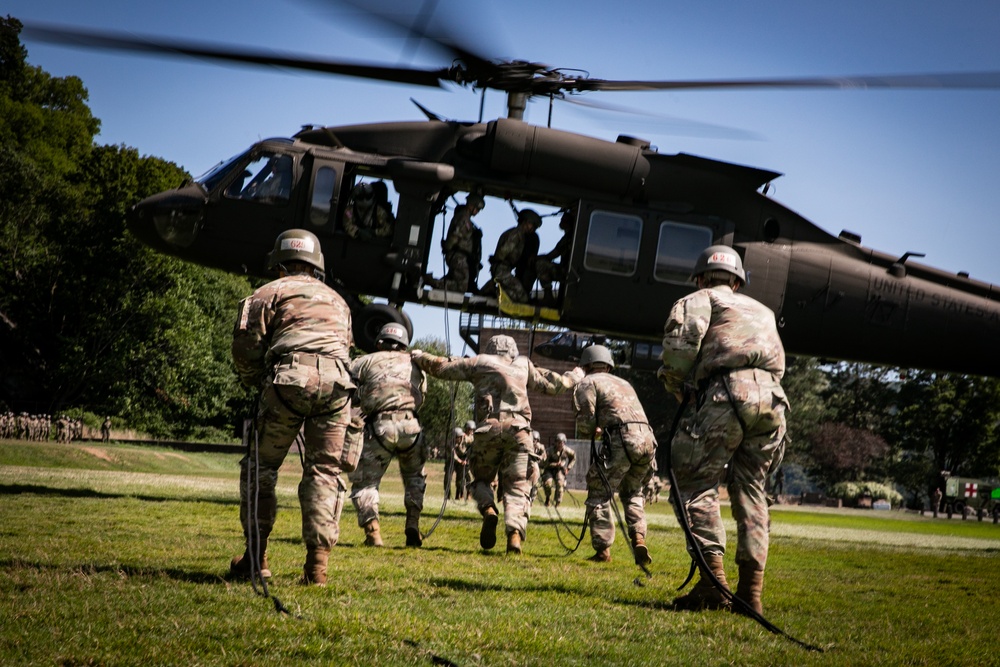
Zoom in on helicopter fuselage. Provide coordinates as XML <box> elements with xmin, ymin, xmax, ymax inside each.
<box><xmin>127</xmin><ymin>118</ymin><xmax>1000</xmax><ymax>376</ymax></box>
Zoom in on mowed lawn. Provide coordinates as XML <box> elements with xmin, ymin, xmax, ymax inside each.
<box><xmin>1</xmin><ymin>439</ymin><xmax>998</xmax><ymax>666</ymax></box>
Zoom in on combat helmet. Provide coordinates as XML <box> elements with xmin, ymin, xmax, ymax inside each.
<box><xmin>376</xmin><ymin>322</ymin><xmax>410</xmax><ymax>349</ymax></box>
<box><xmin>556</xmin><ymin>433</ymin><xmax>567</xmax><ymax>443</ymax></box>
<box><xmin>691</xmin><ymin>245</ymin><xmax>746</xmax><ymax>284</ymax></box>
<box><xmin>483</xmin><ymin>334</ymin><xmax>519</xmax><ymax>359</ymax></box>
<box><xmin>466</xmin><ymin>193</ymin><xmax>486</xmax><ymax>213</ymax></box>
<box><xmin>517</xmin><ymin>209</ymin><xmax>542</xmax><ymax>229</ymax></box>
<box><xmin>453</xmin><ymin>426</ymin><xmax>465</xmax><ymax>438</ymax></box>
<box><xmin>267</xmin><ymin>229</ymin><xmax>325</xmax><ymax>275</ymax></box>
<box><xmin>464</xmin><ymin>420</ymin><xmax>476</xmax><ymax>431</ymax></box>
<box><xmin>580</xmin><ymin>344</ymin><xmax>615</xmax><ymax>370</ymax></box>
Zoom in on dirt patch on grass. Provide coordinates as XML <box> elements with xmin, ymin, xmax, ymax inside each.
<box><xmin>152</xmin><ymin>452</ymin><xmax>191</xmax><ymax>462</ymax></box>
<box><xmin>81</xmin><ymin>447</ymin><xmax>116</xmax><ymax>463</ymax></box>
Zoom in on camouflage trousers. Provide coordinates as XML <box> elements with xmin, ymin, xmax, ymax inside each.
<box><xmin>349</xmin><ymin>411</ymin><xmax>426</xmax><ymax>530</ymax></box>
<box><xmin>469</xmin><ymin>422</ymin><xmax>536</xmax><ymax>539</ymax></box>
<box><xmin>670</xmin><ymin>370</ymin><xmax>787</xmax><ymax>571</ymax></box>
<box><xmin>242</xmin><ymin>356</ymin><xmax>352</xmax><ymax>551</ymax></box>
<box><xmin>492</xmin><ymin>263</ymin><xmax>531</xmax><ymax>303</ymax></box>
<box><xmin>541</xmin><ymin>468</ymin><xmax>568</xmax><ymax>505</ymax></box>
<box><xmin>431</xmin><ymin>249</ymin><xmax>472</xmax><ymax>293</ymax></box>
<box><xmin>585</xmin><ymin>427</ymin><xmax>656</xmax><ymax>551</ymax></box>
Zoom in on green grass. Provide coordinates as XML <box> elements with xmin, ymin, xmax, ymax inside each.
<box><xmin>2</xmin><ymin>439</ymin><xmax>999</xmax><ymax>666</ymax></box>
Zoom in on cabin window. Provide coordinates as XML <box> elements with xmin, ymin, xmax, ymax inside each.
<box><xmin>654</xmin><ymin>221</ymin><xmax>712</xmax><ymax>284</ymax></box>
<box><xmin>309</xmin><ymin>166</ymin><xmax>338</xmax><ymax>228</ymax></box>
<box><xmin>583</xmin><ymin>211</ymin><xmax>642</xmax><ymax>276</ymax></box>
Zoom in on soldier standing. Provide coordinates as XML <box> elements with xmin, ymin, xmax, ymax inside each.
<box><xmin>349</xmin><ymin>323</ymin><xmax>428</xmax><ymax>548</ymax></box>
<box><xmin>574</xmin><ymin>345</ymin><xmax>656</xmax><ymax>565</ymax></box>
<box><xmin>541</xmin><ymin>433</ymin><xmax>576</xmax><ymax>508</ymax></box>
<box><xmin>412</xmin><ymin>335</ymin><xmax>582</xmax><ymax>554</ymax></box>
<box><xmin>101</xmin><ymin>416</ymin><xmax>112</xmax><ymax>443</ymax></box>
<box><xmin>658</xmin><ymin>245</ymin><xmax>789</xmax><ymax>615</ymax></box>
<box><xmin>230</xmin><ymin>229</ymin><xmax>355</xmax><ymax>586</ymax></box>
<box><xmin>426</xmin><ymin>195</ymin><xmax>486</xmax><ymax>293</ymax></box>
<box><xmin>451</xmin><ymin>422</ymin><xmax>474</xmax><ymax>500</ymax></box>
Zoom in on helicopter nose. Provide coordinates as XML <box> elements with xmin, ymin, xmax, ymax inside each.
<box><xmin>127</xmin><ymin>183</ymin><xmax>207</xmax><ymax>250</ymax></box>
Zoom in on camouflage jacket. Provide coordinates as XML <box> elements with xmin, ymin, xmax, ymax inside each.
<box><xmin>232</xmin><ymin>274</ymin><xmax>353</xmax><ymax>389</ymax></box>
<box><xmin>343</xmin><ymin>205</ymin><xmax>394</xmax><ymax>241</ymax></box>
<box><xmin>544</xmin><ymin>444</ymin><xmax>576</xmax><ymax>471</ymax></box>
<box><xmin>443</xmin><ymin>208</ymin><xmax>480</xmax><ymax>256</ymax></box>
<box><xmin>573</xmin><ymin>372</ymin><xmax>650</xmax><ymax>436</ymax></box>
<box><xmin>658</xmin><ymin>284</ymin><xmax>785</xmax><ymax>394</ymax></box>
<box><xmin>414</xmin><ymin>352</ymin><xmax>583</xmax><ymax>428</ymax></box>
<box><xmin>351</xmin><ymin>350</ymin><xmax>427</xmax><ymax>416</ymax></box>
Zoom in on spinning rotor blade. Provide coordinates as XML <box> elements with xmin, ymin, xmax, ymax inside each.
<box><xmin>22</xmin><ymin>23</ymin><xmax>450</xmax><ymax>88</ymax></box>
<box><xmin>569</xmin><ymin>71</ymin><xmax>1000</xmax><ymax>92</ymax></box>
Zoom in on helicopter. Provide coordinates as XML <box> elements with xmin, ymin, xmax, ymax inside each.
<box><xmin>19</xmin><ymin>6</ymin><xmax>1000</xmax><ymax>377</ymax></box>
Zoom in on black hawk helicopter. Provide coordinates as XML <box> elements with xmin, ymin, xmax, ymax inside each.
<box><xmin>22</xmin><ymin>11</ymin><xmax>1000</xmax><ymax>376</ymax></box>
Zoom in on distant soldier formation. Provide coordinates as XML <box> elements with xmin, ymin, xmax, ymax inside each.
<box><xmin>1</xmin><ymin>412</ymin><xmax>90</xmax><ymax>443</ymax></box>
<box><xmin>231</xmin><ymin>231</ymin><xmax>789</xmax><ymax>620</ymax></box>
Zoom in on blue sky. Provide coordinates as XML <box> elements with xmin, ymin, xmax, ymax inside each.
<box><xmin>8</xmin><ymin>0</ymin><xmax>1000</xmax><ymax>350</ymax></box>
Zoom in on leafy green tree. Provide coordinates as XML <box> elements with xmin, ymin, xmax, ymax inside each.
<box><xmin>806</xmin><ymin>422</ymin><xmax>890</xmax><ymax>490</ymax></box>
<box><xmin>411</xmin><ymin>337</ymin><xmax>473</xmax><ymax>456</ymax></box>
<box><xmin>781</xmin><ymin>356</ymin><xmax>832</xmax><ymax>464</ymax></box>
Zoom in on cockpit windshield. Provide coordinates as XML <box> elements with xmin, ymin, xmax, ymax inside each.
<box><xmin>194</xmin><ymin>152</ymin><xmax>248</xmax><ymax>193</ymax></box>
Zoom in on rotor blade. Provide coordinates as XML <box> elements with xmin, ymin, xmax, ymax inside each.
<box><xmin>569</xmin><ymin>71</ymin><xmax>1000</xmax><ymax>92</ymax></box>
<box><xmin>557</xmin><ymin>95</ymin><xmax>762</xmax><ymax>141</ymax></box>
<box><xmin>22</xmin><ymin>23</ymin><xmax>450</xmax><ymax>88</ymax></box>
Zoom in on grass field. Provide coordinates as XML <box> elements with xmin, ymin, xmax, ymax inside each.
<box><xmin>2</xmin><ymin>439</ymin><xmax>999</xmax><ymax>666</ymax></box>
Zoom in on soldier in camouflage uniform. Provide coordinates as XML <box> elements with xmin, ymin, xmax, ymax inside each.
<box><xmin>534</xmin><ymin>207</ymin><xmax>575</xmax><ymax>305</ymax></box>
<box><xmin>484</xmin><ymin>209</ymin><xmax>542</xmax><ymax>302</ymax></box>
<box><xmin>412</xmin><ymin>335</ymin><xmax>583</xmax><ymax>554</ymax></box>
<box><xmin>230</xmin><ymin>229</ymin><xmax>356</xmax><ymax>586</ymax></box>
<box><xmin>541</xmin><ymin>433</ymin><xmax>576</xmax><ymax>508</ymax></box>
<box><xmin>426</xmin><ymin>195</ymin><xmax>485</xmax><ymax>293</ymax></box>
<box><xmin>658</xmin><ymin>245</ymin><xmax>788</xmax><ymax>615</ymax></box>
<box><xmin>451</xmin><ymin>422</ymin><xmax>474</xmax><ymax>500</ymax></box>
<box><xmin>349</xmin><ymin>323</ymin><xmax>428</xmax><ymax>548</ymax></box>
<box><xmin>574</xmin><ymin>345</ymin><xmax>656</xmax><ymax>565</ymax></box>
<box><xmin>343</xmin><ymin>182</ymin><xmax>395</xmax><ymax>241</ymax></box>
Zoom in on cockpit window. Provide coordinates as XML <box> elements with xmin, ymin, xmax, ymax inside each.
<box><xmin>195</xmin><ymin>152</ymin><xmax>246</xmax><ymax>193</ymax></box>
<box><xmin>583</xmin><ymin>211</ymin><xmax>642</xmax><ymax>276</ymax></box>
<box><xmin>224</xmin><ymin>153</ymin><xmax>294</xmax><ymax>205</ymax></box>
<box><xmin>654</xmin><ymin>221</ymin><xmax>712</xmax><ymax>284</ymax></box>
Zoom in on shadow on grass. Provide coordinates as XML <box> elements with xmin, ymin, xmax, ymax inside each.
<box><xmin>0</xmin><ymin>558</ymin><xmax>227</xmax><ymax>585</ymax></box>
<box><xmin>0</xmin><ymin>483</ymin><xmax>238</xmax><ymax>506</ymax></box>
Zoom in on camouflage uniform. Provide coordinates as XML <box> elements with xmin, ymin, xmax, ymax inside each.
<box><xmin>574</xmin><ymin>372</ymin><xmax>656</xmax><ymax>555</ymax></box>
<box><xmin>428</xmin><ymin>205</ymin><xmax>483</xmax><ymax>292</ymax></box>
<box><xmin>488</xmin><ymin>224</ymin><xmax>539</xmax><ymax>302</ymax></box>
<box><xmin>343</xmin><ymin>195</ymin><xmax>394</xmax><ymax>241</ymax></box>
<box><xmin>659</xmin><ymin>283</ymin><xmax>788</xmax><ymax>573</ymax></box>
<box><xmin>232</xmin><ymin>273</ymin><xmax>355</xmax><ymax>558</ymax></box>
<box><xmin>540</xmin><ymin>440</ymin><xmax>577</xmax><ymax>507</ymax></box>
<box><xmin>349</xmin><ymin>350</ymin><xmax>427</xmax><ymax>538</ymax></box>
<box><xmin>452</xmin><ymin>430</ymin><xmax>472</xmax><ymax>500</ymax></box>
<box><xmin>413</xmin><ymin>339</ymin><xmax>582</xmax><ymax>547</ymax></box>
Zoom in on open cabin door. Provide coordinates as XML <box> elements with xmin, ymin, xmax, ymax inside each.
<box><xmin>561</xmin><ymin>202</ymin><xmax>729</xmax><ymax>338</ymax></box>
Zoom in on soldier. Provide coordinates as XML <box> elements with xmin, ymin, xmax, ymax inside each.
<box><xmin>412</xmin><ymin>334</ymin><xmax>583</xmax><ymax>554</ymax></box>
<box><xmin>343</xmin><ymin>182</ymin><xmax>395</xmax><ymax>241</ymax></box>
<box><xmin>349</xmin><ymin>323</ymin><xmax>428</xmax><ymax>548</ymax></box>
<box><xmin>483</xmin><ymin>209</ymin><xmax>542</xmax><ymax>302</ymax></box>
<box><xmin>451</xmin><ymin>423</ymin><xmax>473</xmax><ymax>500</ymax></box>
<box><xmin>230</xmin><ymin>229</ymin><xmax>355</xmax><ymax>586</ymax></box>
<box><xmin>574</xmin><ymin>345</ymin><xmax>656</xmax><ymax>565</ymax></box>
<box><xmin>541</xmin><ymin>433</ymin><xmax>576</xmax><ymax>508</ymax></box>
<box><xmin>535</xmin><ymin>206</ymin><xmax>575</xmax><ymax>305</ymax></box>
<box><xmin>101</xmin><ymin>416</ymin><xmax>112</xmax><ymax>443</ymax></box>
<box><xmin>426</xmin><ymin>194</ymin><xmax>485</xmax><ymax>293</ymax></box>
<box><xmin>658</xmin><ymin>244</ymin><xmax>789</xmax><ymax>615</ymax></box>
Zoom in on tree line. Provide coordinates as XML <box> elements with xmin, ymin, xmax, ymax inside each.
<box><xmin>2</xmin><ymin>17</ymin><xmax>997</xmax><ymax>503</ymax></box>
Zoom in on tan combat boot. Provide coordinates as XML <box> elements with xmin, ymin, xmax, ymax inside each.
<box><xmin>363</xmin><ymin>519</ymin><xmax>384</xmax><ymax>547</ymax></box>
<box><xmin>671</xmin><ymin>553</ymin><xmax>731</xmax><ymax>611</ymax></box>
<box><xmin>229</xmin><ymin>541</ymin><xmax>271</xmax><ymax>580</ymax></box>
<box><xmin>631</xmin><ymin>532</ymin><xmax>652</xmax><ymax>566</ymax></box>
<box><xmin>301</xmin><ymin>547</ymin><xmax>329</xmax><ymax>586</ymax></box>
<box><xmin>587</xmin><ymin>547</ymin><xmax>611</xmax><ymax>562</ymax></box>
<box><xmin>480</xmin><ymin>507</ymin><xmax>499</xmax><ymax>550</ymax></box>
<box><xmin>735</xmin><ymin>564</ymin><xmax>765</xmax><ymax>616</ymax></box>
<box><xmin>506</xmin><ymin>530</ymin><xmax>522</xmax><ymax>555</ymax></box>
